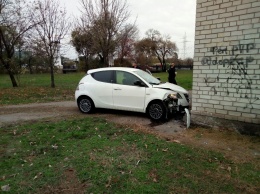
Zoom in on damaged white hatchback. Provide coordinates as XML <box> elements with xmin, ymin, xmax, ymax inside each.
<box><xmin>75</xmin><ymin>67</ymin><xmax>190</xmax><ymax>122</ymax></box>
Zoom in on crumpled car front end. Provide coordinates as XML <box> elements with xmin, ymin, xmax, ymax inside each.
<box><xmin>163</xmin><ymin>91</ymin><xmax>190</xmax><ymax>115</ymax></box>
<box><xmin>153</xmin><ymin>82</ymin><xmax>190</xmax><ymax>114</ymax></box>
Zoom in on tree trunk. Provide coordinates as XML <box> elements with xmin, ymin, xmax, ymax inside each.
<box><xmin>162</xmin><ymin>58</ymin><xmax>167</xmax><ymax>72</ymax></box>
<box><xmin>50</xmin><ymin>68</ymin><xmax>55</xmax><ymax>88</ymax></box>
<box><xmin>84</xmin><ymin>55</ymin><xmax>89</xmax><ymax>72</ymax></box>
<box><xmin>4</xmin><ymin>61</ymin><xmax>18</xmax><ymax>87</ymax></box>
<box><xmin>157</xmin><ymin>56</ymin><xmax>164</xmax><ymax>71</ymax></box>
<box><xmin>98</xmin><ymin>54</ymin><xmax>105</xmax><ymax>67</ymax></box>
<box><xmin>28</xmin><ymin>57</ymin><xmax>33</xmax><ymax>74</ymax></box>
<box><xmin>8</xmin><ymin>69</ymin><xmax>18</xmax><ymax>87</ymax></box>
<box><xmin>102</xmin><ymin>49</ymin><xmax>110</xmax><ymax>67</ymax></box>
<box><xmin>50</xmin><ymin>61</ymin><xmax>55</xmax><ymax>88</ymax></box>
<box><xmin>104</xmin><ymin>55</ymin><xmax>109</xmax><ymax>67</ymax></box>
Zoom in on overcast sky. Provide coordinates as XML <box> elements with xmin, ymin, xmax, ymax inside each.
<box><xmin>61</xmin><ymin>0</ymin><xmax>197</xmax><ymax>59</ymax></box>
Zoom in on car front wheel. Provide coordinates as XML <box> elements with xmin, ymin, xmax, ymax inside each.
<box><xmin>77</xmin><ymin>96</ymin><xmax>95</xmax><ymax>113</ymax></box>
<box><xmin>147</xmin><ymin>101</ymin><xmax>166</xmax><ymax>121</ymax></box>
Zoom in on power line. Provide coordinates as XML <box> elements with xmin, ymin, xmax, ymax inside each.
<box><xmin>182</xmin><ymin>32</ymin><xmax>191</xmax><ymax>59</ymax></box>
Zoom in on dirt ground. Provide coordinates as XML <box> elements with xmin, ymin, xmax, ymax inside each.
<box><xmin>0</xmin><ymin>101</ymin><xmax>259</xmax><ymax>164</ymax></box>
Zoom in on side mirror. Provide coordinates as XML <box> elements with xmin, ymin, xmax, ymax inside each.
<box><xmin>157</xmin><ymin>77</ymin><xmax>161</xmax><ymax>81</ymax></box>
<box><xmin>134</xmin><ymin>80</ymin><xmax>146</xmax><ymax>87</ymax></box>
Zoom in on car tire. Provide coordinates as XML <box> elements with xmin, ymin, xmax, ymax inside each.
<box><xmin>147</xmin><ymin>101</ymin><xmax>166</xmax><ymax>121</ymax></box>
<box><xmin>77</xmin><ymin>96</ymin><xmax>95</xmax><ymax>113</ymax></box>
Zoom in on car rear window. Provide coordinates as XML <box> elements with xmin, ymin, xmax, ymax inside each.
<box><xmin>91</xmin><ymin>70</ymin><xmax>113</xmax><ymax>83</ymax></box>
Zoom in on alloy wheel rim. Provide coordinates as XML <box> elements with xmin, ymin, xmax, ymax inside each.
<box><xmin>149</xmin><ymin>104</ymin><xmax>163</xmax><ymax>119</ymax></box>
<box><xmin>80</xmin><ymin>99</ymin><xmax>91</xmax><ymax>112</ymax></box>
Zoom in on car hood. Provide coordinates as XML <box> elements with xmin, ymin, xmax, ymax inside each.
<box><xmin>153</xmin><ymin>82</ymin><xmax>188</xmax><ymax>94</ymax></box>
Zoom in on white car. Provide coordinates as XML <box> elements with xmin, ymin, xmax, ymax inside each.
<box><xmin>75</xmin><ymin>67</ymin><xmax>190</xmax><ymax>121</ymax></box>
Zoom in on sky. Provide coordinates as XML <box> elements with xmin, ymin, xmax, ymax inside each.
<box><xmin>60</xmin><ymin>0</ymin><xmax>197</xmax><ymax>59</ymax></box>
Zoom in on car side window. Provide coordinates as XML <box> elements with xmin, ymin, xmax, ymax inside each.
<box><xmin>91</xmin><ymin>70</ymin><xmax>113</xmax><ymax>83</ymax></box>
<box><xmin>116</xmin><ymin>71</ymin><xmax>140</xmax><ymax>86</ymax></box>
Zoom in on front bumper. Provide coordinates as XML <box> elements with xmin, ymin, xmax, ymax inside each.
<box><xmin>163</xmin><ymin>97</ymin><xmax>191</xmax><ymax>128</ymax></box>
<box><xmin>184</xmin><ymin>108</ymin><xmax>191</xmax><ymax>128</ymax></box>
<box><xmin>163</xmin><ymin>97</ymin><xmax>190</xmax><ymax>114</ymax></box>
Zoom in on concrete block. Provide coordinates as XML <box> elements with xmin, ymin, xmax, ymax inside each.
<box><xmin>220</xmin><ymin>2</ymin><xmax>232</xmax><ymax>8</ymax></box>
<box><xmin>237</xmin><ymin>3</ymin><xmax>252</xmax><ymax>10</ymax></box>
<box><xmin>216</xmin><ymin>109</ymin><xmax>228</xmax><ymax>115</ymax></box>
<box><xmin>240</xmin><ymin>14</ymin><xmax>255</xmax><ymax>20</ymax></box>
<box><xmin>228</xmin><ymin>111</ymin><xmax>242</xmax><ymax>117</ymax></box>
<box><xmin>242</xmin><ymin>113</ymin><xmax>256</xmax><ymax>119</ymax></box>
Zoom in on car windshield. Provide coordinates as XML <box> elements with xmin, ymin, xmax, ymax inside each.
<box><xmin>134</xmin><ymin>70</ymin><xmax>161</xmax><ymax>85</ymax></box>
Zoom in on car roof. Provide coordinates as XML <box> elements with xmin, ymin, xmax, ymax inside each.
<box><xmin>87</xmin><ymin>67</ymin><xmax>141</xmax><ymax>74</ymax></box>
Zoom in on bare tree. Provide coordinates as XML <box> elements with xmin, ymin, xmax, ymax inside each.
<box><xmin>135</xmin><ymin>38</ymin><xmax>154</xmax><ymax>63</ymax></box>
<box><xmin>116</xmin><ymin>24</ymin><xmax>138</xmax><ymax>65</ymax></box>
<box><xmin>79</xmin><ymin>0</ymin><xmax>132</xmax><ymax>66</ymax></box>
<box><xmin>135</xmin><ymin>29</ymin><xmax>161</xmax><ymax>63</ymax></box>
<box><xmin>145</xmin><ymin>29</ymin><xmax>161</xmax><ymax>42</ymax></box>
<box><xmin>0</xmin><ymin>0</ymin><xmax>36</xmax><ymax>87</ymax></box>
<box><xmin>24</xmin><ymin>39</ymin><xmax>50</xmax><ymax>73</ymax></box>
<box><xmin>32</xmin><ymin>0</ymin><xmax>71</xmax><ymax>88</ymax></box>
<box><xmin>71</xmin><ymin>27</ymin><xmax>94</xmax><ymax>72</ymax></box>
<box><xmin>136</xmin><ymin>29</ymin><xmax>178</xmax><ymax>71</ymax></box>
<box><xmin>155</xmin><ymin>35</ymin><xmax>178</xmax><ymax>71</ymax></box>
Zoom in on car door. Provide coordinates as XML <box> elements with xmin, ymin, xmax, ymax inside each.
<box><xmin>112</xmin><ymin>70</ymin><xmax>146</xmax><ymax>112</ymax></box>
<box><xmin>90</xmin><ymin>70</ymin><xmax>114</xmax><ymax>108</ymax></box>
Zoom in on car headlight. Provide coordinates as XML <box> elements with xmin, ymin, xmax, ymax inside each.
<box><xmin>168</xmin><ymin>94</ymin><xmax>178</xmax><ymax>99</ymax></box>
<box><xmin>167</xmin><ymin>93</ymin><xmax>183</xmax><ymax>100</ymax></box>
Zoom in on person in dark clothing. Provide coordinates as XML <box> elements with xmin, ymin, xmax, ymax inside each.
<box><xmin>168</xmin><ymin>63</ymin><xmax>177</xmax><ymax>85</ymax></box>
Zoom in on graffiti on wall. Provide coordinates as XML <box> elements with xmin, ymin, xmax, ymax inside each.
<box><xmin>201</xmin><ymin>43</ymin><xmax>259</xmax><ymax>109</ymax></box>
<box><xmin>201</xmin><ymin>43</ymin><xmax>255</xmax><ymax>67</ymax></box>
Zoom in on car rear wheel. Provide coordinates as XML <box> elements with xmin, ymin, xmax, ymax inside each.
<box><xmin>147</xmin><ymin>101</ymin><xmax>166</xmax><ymax>121</ymax></box>
<box><xmin>77</xmin><ymin>96</ymin><xmax>95</xmax><ymax>113</ymax></box>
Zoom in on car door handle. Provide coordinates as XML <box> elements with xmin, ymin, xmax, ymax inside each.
<box><xmin>114</xmin><ymin>88</ymin><xmax>122</xmax><ymax>90</ymax></box>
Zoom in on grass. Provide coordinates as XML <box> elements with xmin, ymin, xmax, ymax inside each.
<box><xmin>1</xmin><ymin>117</ymin><xmax>259</xmax><ymax>193</ymax></box>
<box><xmin>0</xmin><ymin>73</ymin><xmax>85</xmax><ymax>105</ymax></box>
<box><xmin>0</xmin><ymin>71</ymin><xmax>259</xmax><ymax>193</ymax></box>
<box><xmin>154</xmin><ymin>69</ymin><xmax>193</xmax><ymax>90</ymax></box>
<box><xmin>0</xmin><ymin>70</ymin><xmax>192</xmax><ymax>105</ymax></box>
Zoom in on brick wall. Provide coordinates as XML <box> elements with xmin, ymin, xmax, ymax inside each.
<box><xmin>192</xmin><ymin>0</ymin><xmax>260</xmax><ymax>125</ymax></box>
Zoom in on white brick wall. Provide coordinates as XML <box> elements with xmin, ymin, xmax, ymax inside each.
<box><xmin>192</xmin><ymin>0</ymin><xmax>260</xmax><ymax>124</ymax></box>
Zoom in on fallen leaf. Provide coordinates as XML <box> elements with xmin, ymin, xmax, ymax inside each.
<box><xmin>105</xmin><ymin>176</ymin><xmax>112</xmax><ymax>188</ymax></box>
<box><xmin>1</xmin><ymin>185</ymin><xmax>10</xmax><ymax>192</ymax></box>
<box><xmin>0</xmin><ymin>176</ymin><xmax>6</xmax><ymax>181</ymax></box>
<box><xmin>52</xmin><ymin>145</ymin><xmax>58</xmax><ymax>149</ymax></box>
<box><xmin>162</xmin><ymin>148</ymin><xmax>168</xmax><ymax>152</ymax></box>
<box><xmin>33</xmin><ymin>172</ymin><xmax>43</xmax><ymax>180</ymax></box>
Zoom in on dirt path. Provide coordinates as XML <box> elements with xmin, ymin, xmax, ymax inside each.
<box><xmin>0</xmin><ymin>101</ymin><xmax>259</xmax><ymax>164</ymax></box>
<box><xmin>0</xmin><ymin>101</ymin><xmax>187</xmax><ymax>133</ymax></box>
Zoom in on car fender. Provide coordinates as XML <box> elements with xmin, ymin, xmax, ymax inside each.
<box><xmin>76</xmin><ymin>82</ymin><xmax>114</xmax><ymax>109</ymax></box>
<box><xmin>144</xmin><ymin>87</ymin><xmax>174</xmax><ymax>109</ymax></box>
